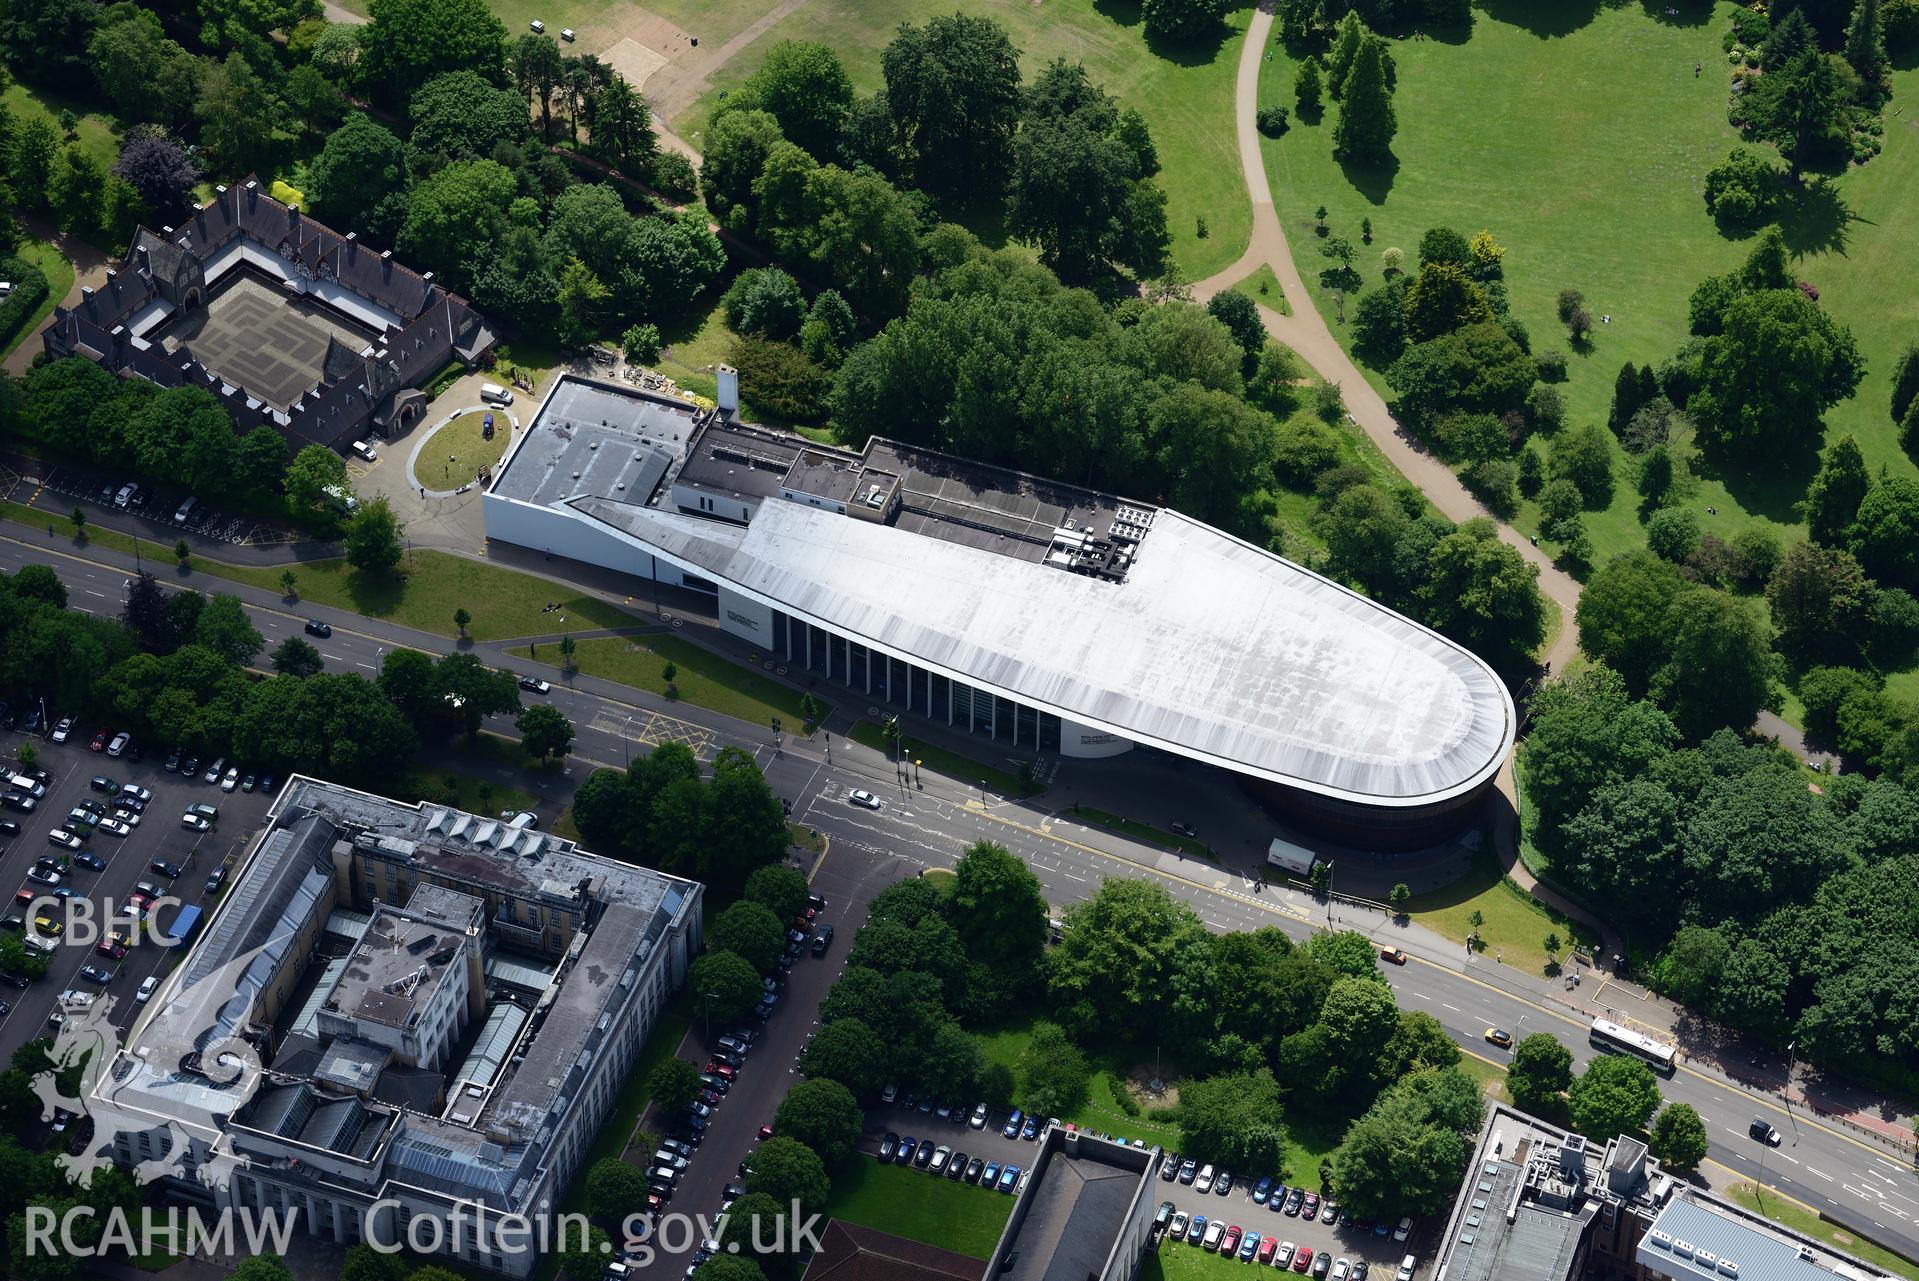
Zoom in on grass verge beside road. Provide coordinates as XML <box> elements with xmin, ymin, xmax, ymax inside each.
<box><xmin>1406</xmin><ymin>850</ymin><xmax>1598</xmax><ymax>977</ymax></box>
<box><xmin>1070</xmin><ymin>806</ymin><xmax>1208</xmax><ymax>860</ymax></box>
<box><xmin>845</xmin><ymin>720</ymin><xmax>1033</xmax><ymax>797</ymax></box>
<box><xmin>824</xmin><ymin>1159</ymin><xmax>1013</xmax><ymax>1259</ymax></box>
<box><xmin>511</xmin><ymin>633</ymin><xmax>826</xmax><ymax>729</ymax></box>
<box><xmin>1722</xmin><ymin>1182</ymin><xmax>1919</xmax><ymax>1281</ymax></box>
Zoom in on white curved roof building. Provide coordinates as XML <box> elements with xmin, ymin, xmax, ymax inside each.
<box><xmin>484</xmin><ymin>376</ymin><xmax>1515</xmax><ymax>842</ymax></box>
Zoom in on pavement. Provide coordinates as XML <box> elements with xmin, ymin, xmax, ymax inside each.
<box><xmin>11</xmin><ymin>532</ymin><xmax>1919</xmax><ymax>1264</ymax></box>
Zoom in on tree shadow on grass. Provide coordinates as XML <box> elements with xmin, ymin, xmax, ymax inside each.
<box><xmin>344</xmin><ymin>569</ymin><xmax>405</xmax><ymax>620</ymax></box>
<box><xmin>1474</xmin><ymin>0</ymin><xmax>1607</xmax><ymax>39</ymax></box>
<box><xmin>1336</xmin><ymin>150</ymin><xmax>1399</xmax><ymax>205</ymax></box>
<box><xmin>1092</xmin><ymin>0</ymin><xmax>1143</xmax><ymax>29</ymax></box>
<box><xmin>1635</xmin><ymin>0</ymin><xmax>1714</xmax><ymax>27</ymax></box>
<box><xmin>1696</xmin><ymin>442</ymin><xmax>1822</xmax><ymax>526</ymax></box>
<box><xmin>1144</xmin><ymin>19</ymin><xmax>1238</xmax><ymax>68</ymax></box>
<box><xmin>1775</xmin><ymin>178</ymin><xmax>1869</xmax><ymax>258</ymax></box>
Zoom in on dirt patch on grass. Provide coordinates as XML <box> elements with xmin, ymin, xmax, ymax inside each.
<box><xmin>1123</xmin><ymin>1066</ymin><xmax>1181</xmax><ymax>1110</ymax></box>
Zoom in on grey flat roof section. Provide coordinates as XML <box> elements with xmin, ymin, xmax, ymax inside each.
<box><xmin>570</xmin><ymin>498</ymin><xmax>1514</xmax><ymax>806</ymax></box>
<box><xmin>490</xmin><ymin>378</ymin><xmax>696</xmax><ymax>509</ymax></box>
<box><xmin>1643</xmin><ymin>1200</ymin><xmax>1889</xmax><ymax>1281</ymax></box>
<box><xmin>1001</xmin><ymin>1151</ymin><xmax>1143</xmax><ymax>1281</ymax></box>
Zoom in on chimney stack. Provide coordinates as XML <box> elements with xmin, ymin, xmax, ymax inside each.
<box><xmin>716</xmin><ymin>365</ymin><xmax>740</xmax><ymax>416</ymax></box>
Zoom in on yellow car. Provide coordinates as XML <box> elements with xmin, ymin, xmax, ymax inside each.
<box><xmin>32</xmin><ymin>916</ymin><xmax>63</xmax><ymax>937</ymax></box>
<box><xmin>1484</xmin><ymin>1028</ymin><xmax>1513</xmax><ymax>1049</ymax></box>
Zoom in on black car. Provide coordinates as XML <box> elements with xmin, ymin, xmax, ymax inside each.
<box><xmin>807</xmin><ymin>893</ymin><xmax>827</xmax><ymax>912</ymax></box>
<box><xmin>304</xmin><ymin>619</ymin><xmax>332</xmax><ymax>638</ymax></box>
<box><xmin>165</xmin><ymin>747</ymin><xmax>182</xmax><ymax>772</ymax></box>
<box><xmin>810</xmin><ymin>924</ymin><xmax>835</xmax><ymax>955</ymax></box>
<box><xmin>150</xmin><ymin>860</ymin><xmax>181</xmax><ymax>880</ymax></box>
<box><xmin>1749</xmin><ymin>1117</ymin><xmax>1782</xmax><ymax>1146</ymax></box>
<box><xmin>0</xmin><ymin>973</ymin><xmax>30</xmax><ymax>989</ymax></box>
<box><xmin>946</xmin><ymin>1150</ymin><xmax>969</xmax><ymax>1181</ymax></box>
<box><xmin>0</xmin><ymin>820</ymin><xmax>19</xmax><ymax>837</ymax></box>
<box><xmin>912</xmin><ymin>1140</ymin><xmax>935</xmax><ymax>1168</ymax></box>
<box><xmin>879</xmin><ymin>1133</ymin><xmax>899</xmax><ymax>1161</ymax></box>
<box><xmin>182</xmin><ymin>755</ymin><xmax>201</xmax><ymax>777</ymax></box>
<box><xmin>89</xmin><ymin>776</ymin><xmax>119</xmax><ymax>794</ymax></box>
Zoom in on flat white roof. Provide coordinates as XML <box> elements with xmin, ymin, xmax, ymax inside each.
<box><xmin>566</xmin><ymin>496</ymin><xmax>1514</xmax><ymax>807</ymax></box>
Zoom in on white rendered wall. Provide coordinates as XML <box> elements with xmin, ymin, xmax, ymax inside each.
<box><xmin>719</xmin><ymin>588</ymin><xmax>774</xmax><ymax>650</ymax></box>
<box><xmin>482</xmin><ymin>495</ymin><xmax>688</xmax><ymax>587</ymax></box>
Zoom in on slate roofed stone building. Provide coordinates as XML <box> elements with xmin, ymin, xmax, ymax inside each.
<box><xmin>43</xmin><ymin>177</ymin><xmax>494</xmax><ymax>451</ymax></box>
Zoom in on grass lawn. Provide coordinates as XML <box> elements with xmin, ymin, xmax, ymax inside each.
<box><xmin>511</xmin><ymin>633</ymin><xmax>827</xmax><ymax>728</ymax></box>
<box><xmin>2</xmin><ymin>82</ymin><xmax>120</xmax><ymax>171</ymax></box>
<box><xmin>414</xmin><ymin>411</ymin><xmax>514</xmax><ymax>490</ymax></box>
<box><xmin>845</xmin><ymin>719</ymin><xmax>1034</xmax><ymax>797</ymax></box>
<box><xmin>1455</xmin><ymin>1052</ymin><xmax>1511</xmax><ymax>1107</ymax></box>
<box><xmin>1722</xmin><ymin>1182</ymin><xmax>1919</xmax><ymax>1281</ymax></box>
<box><xmin>0</xmin><ymin>503</ymin><xmax>644</xmax><ymax>642</ymax></box>
<box><xmin>825</xmin><ymin>1158</ymin><xmax>1013</xmax><ymax>1258</ymax></box>
<box><xmin>1259</xmin><ymin>4</ymin><xmax>1919</xmax><ymax>568</ymax></box>
<box><xmin>1405</xmin><ymin>849</ymin><xmax>1599</xmax><ymax>977</ymax></box>
<box><xmin>656</xmin><ymin>291</ymin><xmax>736</xmax><ymax>403</ymax></box>
<box><xmin>682</xmin><ymin>0</ymin><xmax>1251</xmax><ymax>280</ymax></box>
<box><xmin>1225</xmin><ymin>263</ymin><xmax>1292</xmax><ymax>316</ymax></box>
<box><xmin>1072</xmin><ymin>805</ymin><xmax>1209</xmax><ymax>861</ymax></box>
<box><xmin>2</xmin><ymin>239</ymin><xmax>74</xmax><ymax>358</ymax></box>
<box><xmin>391</xmin><ymin>765</ymin><xmax>535</xmax><ymax>816</ymax></box>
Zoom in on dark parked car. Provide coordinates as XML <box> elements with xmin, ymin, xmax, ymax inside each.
<box><xmin>304</xmin><ymin>619</ymin><xmax>332</xmax><ymax>638</ymax></box>
<box><xmin>912</xmin><ymin>1140</ymin><xmax>935</xmax><ymax>1169</ymax></box>
<box><xmin>878</xmin><ymin>1133</ymin><xmax>899</xmax><ymax>1161</ymax></box>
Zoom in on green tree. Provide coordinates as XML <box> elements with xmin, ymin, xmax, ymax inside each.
<box><xmin>1646</xmin><ymin>508</ymin><xmax>1700</xmax><ymax>563</ymax></box>
<box><xmin>1295</xmin><ymin>56</ymin><xmax>1323</xmax><ymax>116</ymax></box>
<box><xmin>193</xmin><ymin>594</ymin><xmax>263</xmax><ymax>665</ymax></box>
<box><xmin>691</xmin><ymin>950</ymin><xmax>764</xmax><ymax>1024</ymax></box>
<box><xmin>1328</xmin><ymin>1075</ymin><xmax>1473</xmax><ymax>1219</ymax></box>
<box><xmin>1419</xmin><ymin>518</ymin><xmax>1547</xmax><ymax>671</ymax></box>
<box><xmin>1651</xmin><ymin>587</ymin><xmax>1777</xmax><ymax>740</ymax></box>
<box><xmin>1520</xmin><ymin>667</ymin><xmax>1680</xmax><ymax>835</ymax></box>
<box><xmin>516</xmin><ymin>703</ymin><xmax>573</xmax><ymax>763</ymax></box>
<box><xmin>1305</xmin><ymin>931</ymin><xmax>1379</xmax><ymax>979</ymax></box>
<box><xmin>589</xmin><ymin>73</ymin><xmax>656</xmax><ymax>173</ymax></box>
<box><xmin>229</xmin><ymin>1260</ymin><xmax>295</xmax><ymax>1281</ymax></box>
<box><xmin>1018</xmin><ymin>1021</ymin><xmax>1093</xmax><ymax>1117</ymax></box>
<box><xmin>745</xmin><ymin>864</ymin><xmax>810</xmax><ymax>922</ymax></box>
<box><xmin>1851</xmin><ymin>476</ymin><xmax>1919</xmax><ymax>589</ymax></box>
<box><xmin>1389</xmin><ymin>883</ymin><xmax>1411</xmax><ymax>916</ymax></box>
<box><xmin>797</xmin><ymin>1018</ymin><xmax>887</xmax><ymax>1097</ymax></box>
<box><xmin>410</xmin><ymin>68</ymin><xmax>528</xmax><ymax>159</ymax></box>
<box><xmin>1178</xmin><ymin>1068</ymin><xmax>1288</xmax><ymax>1169</ymax></box>
<box><xmin>397</xmin><ymin>159</ymin><xmax>516</xmax><ymax>292</ymax></box>
<box><xmin>194</xmin><ymin>54</ymin><xmax>276</xmax><ymax>174</ymax></box>
<box><xmin>584</xmin><ymin>1157</ymin><xmax>652</xmax><ymax>1222</ymax></box>
<box><xmin>360</xmin><ymin>0</ymin><xmax>507</xmax><ymax>105</ymax></box>
<box><xmin>1767</xmin><ymin>540</ymin><xmax>1874</xmax><ymax>660</ymax></box>
<box><xmin>1141</xmin><ymin>0</ymin><xmax>1226</xmax><ymax>40</ymax></box>
<box><xmin>1648</xmin><ymin>1103</ymin><xmax>1709</xmax><ymax>1171</ymax></box>
<box><xmin>746</xmin><ymin>1136</ymin><xmax>831</xmax><ymax>1214</ymax></box>
<box><xmin>729</xmin><ymin>39</ymin><xmax>853</xmax><ymax>157</ymax></box>
<box><xmin>724</xmin><ymin>268</ymin><xmax>807</xmax><ymax>340</ymax></box>
<box><xmin>433</xmin><ymin>651</ymin><xmax>521</xmax><ymax>739</ymax></box>
<box><xmin>1659</xmin><ymin>925</ymin><xmax>1730</xmax><ymax>1007</ymax></box>
<box><xmin>646</xmin><ymin>1056</ymin><xmax>702</xmax><ymax>1112</ymax></box>
<box><xmin>1403</xmin><ymin>261</ymin><xmax>1490</xmax><ymax>343</ymax></box>
<box><xmin>1333</xmin><ymin>36</ymin><xmax>1396</xmax><ymax>163</ymax></box>
<box><xmin>710</xmin><ymin>901</ymin><xmax>787</xmax><ymax>974</ymax></box>
<box><xmin>344</xmin><ymin>496</ymin><xmax>405</xmax><ymax>574</ymax></box>
<box><xmin>772</xmin><ymin>1078</ymin><xmax>864</xmax><ymax>1167</ymax></box>
<box><xmin>1567</xmin><ymin>1055</ymin><xmax>1662</xmax><ymax>1139</ymax></box>
<box><xmin>701</xmin><ymin>109</ymin><xmax>787</xmax><ymax>232</ymax></box>
<box><xmin>881</xmin><ymin>14</ymin><xmax>1023</xmax><ymax>198</ymax></box>
<box><xmin>284</xmin><ymin>443</ymin><xmax>349</xmax><ymax>515</ymax></box>
<box><xmin>1576</xmin><ymin>552</ymin><xmax>1689</xmax><ymax>697</ymax></box>
<box><xmin>1752</xmin><ymin>50</ymin><xmax>1845</xmax><ymax>178</ymax></box>
<box><xmin>1047</xmin><ymin>878</ymin><xmax>1207</xmax><ymax>1041</ymax></box>
<box><xmin>1550</xmin><ymin>424</ymin><xmax>1615</xmax><ymax>507</ymax></box>
<box><xmin>1506</xmin><ymin>1033</ymin><xmax>1573</xmax><ymax>1112</ymax></box>
<box><xmin>271</xmin><ymin>636</ymin><xmax>325</xmax><ymax>678</ymax></box>
<box><xmin>947</xmin><ymin>839</ymin><xmax>1048</xmax><ymax>968</ymax></box>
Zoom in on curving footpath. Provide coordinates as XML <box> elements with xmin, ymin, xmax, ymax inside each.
<box><xmin>1192</xmin><ymin>6</ymin><xmax>1582</xmax><ymax>677</ymax></box>
<box><xmin>1191</xmin><ymin>7</ymin><xmax>1612</xmax><ymax>944</ymax></box>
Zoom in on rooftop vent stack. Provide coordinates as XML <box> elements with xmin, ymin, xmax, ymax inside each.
<box><xmin>381</xmin><ymin>249</ymin><xmax>392</xmax><ymax>280</ymax></box>
<box><xmin>80</xmin><ymin>286</ymin><xmax>94</xmax><ymax>302</ymax></box>
<box><xmin>716</xmin><ymin>365</ymin><xmax>739</xmax><ymax>417</ymax></box>
<box><xmin>346</xmin><ymin>231</ymin><xmax>358</xmax><ymax>261</ymax></box>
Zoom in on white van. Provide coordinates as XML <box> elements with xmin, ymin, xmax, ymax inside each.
<box><xmin>7</xmin><ymin>774</ymin><xmax>45</xmax><ymax>800</ymax></box>
<box><xmin>480</xmin><ymin>382</ymin><xmax>513</xmax><ymax>406</ymax></box>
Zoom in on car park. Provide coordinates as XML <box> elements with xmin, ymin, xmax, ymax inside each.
<box><xmin>1241</xmin><ymin>1232</ymin><xmax>1263</xmax><ymax>1262</ymax></box>
<box><xmin>1393</xmin><ymin>1219</ymin><xmax>1412</xmax><ymax>1243</ymax></box>
<box><xmin>969</xmin><ymin>1101</ymin><xmax>988</xmax><ymax>1129</ymax></box>
<box><xmin>1396</xmin><ymin>1258</ymin><xmax>1415</xmax><ymax>1281</ymax></box>
<box><xmin>1216</xmin><ymin>1171</ymin><xmax>1234</xmax><ymax>1196</ymax></box>
<box><xmin>1321</xmin><ymin>1202</ymin><xmax>1340</xmax><ymax>1226</ymax></box>
<box><xmin>114</xmin><ymin>483</ymin><xmax>139</xmax><ymax>509</ymax></box>
<box><xmin>0</xmin><ymin>820</ymin><xmax>18</xmax><ymax>837</ymax></box>
<box><xmin>1260</xmin><ymin>1238</ymin><xmax>1280</xmax><ymax>1265</ymax></box>
<box><xmin>351</xmin><ymin>440</ymin><xmax>379</xmax><ymax>461</ymax></box>
<box><xmin>946</xmin><ymin>1149</ymin><xmax>968</xmax><ymax>1180</ymax></box>
<box><xmin>1020</xmin><ymin>1114</ymin><xmax>1039</xmax><ymax>1140</ymax></box>
<box><xmin>1002</xmin><ymin>1109</ymin><xmax>1024</xmax><ymax>1139</ymax></box>
<box><xmin>51</xmin><ymin>717</ymin><xmax>74</xmax><ymax>744</ymax></box>
<box><xmin>1284</xmin><ymin>1188</ymin><xmax>1304</xmax><ymax>1215</ymax></box>
<box><xmin>964</xmin><ymin>1157</ymin><xmax>985</xmax><ymax>1183</ymax></box>
<box><xmin>1314</xmin><ymin>1253</ymin><xmax>1333</xmax><ymax>1279</ymax></box>
<box><xmin>1294</xmin><ymin>1247</ymin><xmax>1315</xmax><ymax>1274</ymax></box>
<box><xmin>182</xmin><ymin>756</ymin><xmax>201</xmax><ymax>777</ymax></box>
<box><xmin>930</xmin><ymin>1145</ymin><xmax>951</xmax><ymax>1174</ymax></box>
<box><xmin>898</xmin><ymin>1136</ymin><xmax>918</xmax><ymax>1166</ymax></box>
<box><xmin>1331</xmin><ymin>1259</ymin><xmax>1352</xmax><ymax>1281</ymax></box>
<box><xmin>1253</xmin><ymin>1176</ymin><xmax>1273</xmax><ymax>1204</ymax></box>
<box><xmin>1170</xmin><ymin>1211</ymin><xmax>1189</xmax><ymax>1239</ymax></box>
<box><xmin>912</xmin><ymin>1140</ymin><xmax>934</xmax><ymax>1169</ymax></box>
<box><xmin>173</xmin><ymin>496</ymin><xmax>200</xmax><ymax>525</ymax></box>
<box><xmin>1302</xmin><ymin>1192</ymin><xmax>1320</xmax><ymax>1218</ymax></box>
<box><xmin>980</xmin><ymin>1159</ymin><xmax>997</xmax><ymax>1185</ymax></box>
<box><xmin>1179</xmin><ymin>1158</ymin><xmax>1197</xmax><ymax>1184</ymax></box>
<box><xmin>1</xmin><ymin>792</ymin><xmax>36</xmax><ymax>813</ymax></box>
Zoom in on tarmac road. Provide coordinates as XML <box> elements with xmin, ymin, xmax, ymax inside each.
<box><xmin>3</xmin><ymin>533</ymin><xmax>1914</xmax><ymax>1265</ymax></box>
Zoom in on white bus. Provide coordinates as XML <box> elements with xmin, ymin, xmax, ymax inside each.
<box><xmin>1590</xmin><ymin>1017</ymin><xmax>1676</xmax><ymax>1075</ymax></box>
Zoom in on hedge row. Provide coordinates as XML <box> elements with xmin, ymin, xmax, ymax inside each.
<box><xmin>0</xmin><ymin>255</ymin><xmax>51</xmax><ymax>353</ymax></box>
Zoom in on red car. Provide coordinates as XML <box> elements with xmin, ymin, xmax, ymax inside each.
<box><xmin>1220</xmin><ymin>1227</ymin><xmax>1241</xmax><ymax>1256</ymax></box>
<box><xmin>1259</xmin><ymin>1239</ymin><xmax>1279</xmax><ymax>1265</ymax></box>
<box><xmin>757</xmin><ymin>1123</ymin><xmax>774</xmax><ymax>1140</ymax></box>
<box><xmin>706</xmin><ymin>1061</ymin><xmax>737</xmax><ymax>1081</ymax></box>
<box><xmin>89</xmin><ymin>728</ymin><xmax>111</xmax><ymax>752</ymax></box>
<box><xmin>97</xmin><ymin>939</ymin><xmax>126</xmax><ymax>959</ymax></box>
<box><xmin>1379</xmin><ymin>947</ymin><xmax>1408</xmax><ymax>965</ymax></box>
<box><xmin>1293</xmin><ymin>1248</ymin><xmax>1314</xmax><ymax>1274</ymax></box>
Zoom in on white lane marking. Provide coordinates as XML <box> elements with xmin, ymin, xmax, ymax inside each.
<box><xmin>1442</xmin><ymin>1003</ymin><xmax>1461</xmax><ymax>1012</ymax></box>
<box><xmin>1810</xmin><ymin>1168</ymin><xmax>1833</xmax><ymax>1181</ymax></box>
